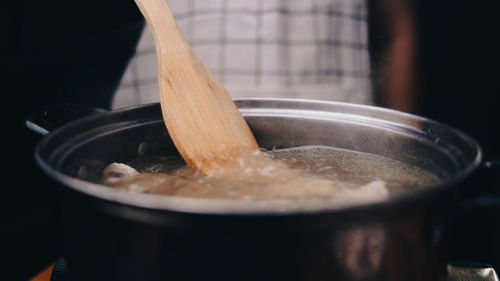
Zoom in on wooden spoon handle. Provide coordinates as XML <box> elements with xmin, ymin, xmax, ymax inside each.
<box><xmin>133</xmin><ymin>0</ymin><xmax>258</xmax><ymax>174</ymax></box>
<box><xmin>134</xmin><ymin>0</ymin><xmax>184</xmax><ymax>47</ymax></box>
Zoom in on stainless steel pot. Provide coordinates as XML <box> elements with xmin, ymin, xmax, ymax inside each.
<box><xmin>32</xmin><ymin>98</ymin><xmax>481</xmax><ymax>281</ymax></box>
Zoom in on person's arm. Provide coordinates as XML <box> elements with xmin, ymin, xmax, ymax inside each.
<box><xmin>369</xmin><ymin>0</ymin><xmax>418</xmax><ymax>113</ymax></box>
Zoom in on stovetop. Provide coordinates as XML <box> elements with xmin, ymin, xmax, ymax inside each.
<box><xmin>447</xmin><ymin>262</ymin><xmax>499</xmax><ymax>281</ymax></box>
<box><xmin>50</xmin><ymin>257</ymin><xmax>68</xmax><ymax>281</ymax></box>
<box><xmin>50</xmin><ymin>257</ymin><xmax>498</xmax><ymax>281</ymax></box>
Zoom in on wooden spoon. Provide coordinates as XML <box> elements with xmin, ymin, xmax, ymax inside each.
<box><xmin>133</xmin><ymin>0</ymin><xmax>258</xmax><ymax>175</ymax></box>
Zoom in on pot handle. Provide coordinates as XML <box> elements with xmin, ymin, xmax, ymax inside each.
<box><xmin>461</xmin><ymin>159</ymin><xmax>500</xmax><ymax>202</ymax></box>
<box><xmin>26</xmin><ymin>104</ymin><xmax>106</xmax><ymax>136</ymax></box>
<box><xmin>455</xmin><ymin>158</ymin><xmax>500</xmax><ymax>212</ymax></box>
<box><xmin>451</xmin><ymin>158</ymin><xmax>500</xmax><ymax>269</ymax></box>
<box><xmin>481</xmin><ymin>159</ymin><xmax>500</xmax><ymax>194</ymax></box>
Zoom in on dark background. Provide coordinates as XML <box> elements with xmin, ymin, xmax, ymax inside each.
<box><xmin>2</xmin><ymin>1</ymin><xmax>143</xmax><ymax>280</ymax></box>
<box><xmin>369</xmin><ymin>0</ymin><xmax>500</xmax><ymax>270</ymax></box>
<box><xmin>414</xmin><ymin>0</ymin><xmax>500</xmax><ymax>269</ymax></box>
<box><xmin>2</xmin><ymin>0</ymin><xmax>499</xmax><ymax>279</ymax></box>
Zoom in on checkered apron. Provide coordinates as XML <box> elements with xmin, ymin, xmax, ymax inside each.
<box><xmin>113</xmin><ymin>0</ymin><xmax>371</xmax><ymax>109</ymax></box>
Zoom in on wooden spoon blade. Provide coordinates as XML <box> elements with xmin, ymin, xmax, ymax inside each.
<box><xmin>134</xmin><ymin>0</ymin><xmax>258</xmax><ymax>174</ymax></box>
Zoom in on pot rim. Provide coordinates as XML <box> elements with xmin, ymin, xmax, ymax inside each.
<box><xmin>34</xmin><ymin>98</ymin><xmax>483</xmax><ymax>215</ymax></box>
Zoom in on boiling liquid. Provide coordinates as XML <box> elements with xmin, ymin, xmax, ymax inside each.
<box><xmin>103</xmin><ymin>146</ymin><xmax>440</xmax><ymax>202</ymax></box>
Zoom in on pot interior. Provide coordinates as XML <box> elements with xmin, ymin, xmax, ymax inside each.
<box><xmin>37</xmin><ymin>99</ymin><xmax>481</xmax><ymax>213</ymax></box>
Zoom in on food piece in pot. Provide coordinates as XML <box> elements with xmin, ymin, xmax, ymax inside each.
<box><xmin>344</xmin><ymin>180</ymin><xmax>389</xmax><ymax>202</ymax></box>
<box><xmin>102</xmin><ymin>163</ymin><xmax>140</xmax><ymax>184</ymax></box>
<box><xmin>101</xmin><ymin>148</ymin><xmax>392</xmax><ymax>204</ymax></box>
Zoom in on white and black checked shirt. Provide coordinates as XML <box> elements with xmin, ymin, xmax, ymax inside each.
<box><xmin>112</xmin><ymin>0</ymin><xmax>371</xmax><ymax>109</ymax></box>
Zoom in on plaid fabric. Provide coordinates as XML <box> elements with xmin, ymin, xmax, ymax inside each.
<box><xmin>113</xmin><ymin>0</ymin><xmax>371</xmax><ymax>109</ymax></box>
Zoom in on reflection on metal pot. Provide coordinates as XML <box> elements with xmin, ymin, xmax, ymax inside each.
<box><xmin>335</xmin><ymin>224</ymin><xmax>386</xmax><ymax>278</ymax></box>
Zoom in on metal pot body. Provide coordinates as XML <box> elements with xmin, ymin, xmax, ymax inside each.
<box><xmin>35</xmin><ymin>99</ymin><xmax>481</xmax><ymax>281</ymax></box>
